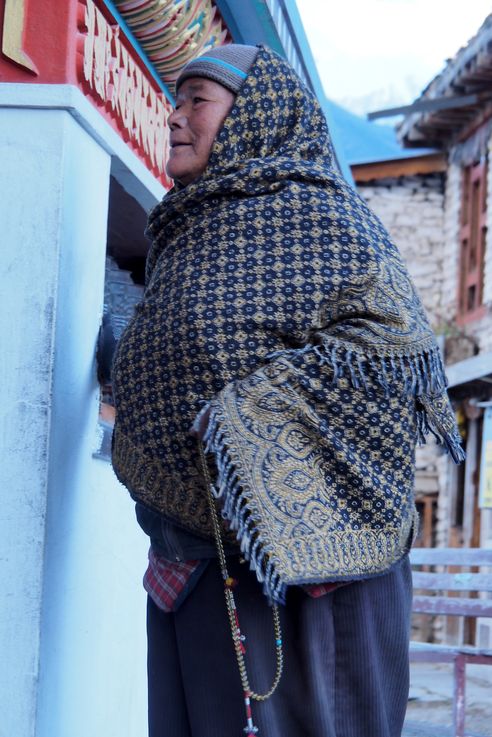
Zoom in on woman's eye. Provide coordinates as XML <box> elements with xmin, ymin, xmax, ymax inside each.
<box><xmin>193</xmin><ymin>97</ymin><xmax>206</xmax><ymax>104</ymax></box>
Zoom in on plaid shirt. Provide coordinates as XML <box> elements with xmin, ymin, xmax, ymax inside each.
<box><xmin>144</xmin><ymin>548</ymin><xmax>343</xmax><ymax>613</ymax></box>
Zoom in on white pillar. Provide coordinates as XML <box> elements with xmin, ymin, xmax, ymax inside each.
<box><xmin>32</xmin><ymin>111</ymin><xmax>150</xmax><ymax>737</ymax></box>
<box><xmin>0</xmin><ymin>106</ymin><xmax>89</xmax><ymax>737</ymax></box>
<box><xmin>0</xmin><ymin>96</ymin><xmax>152</xmax><ymax>737</ymax></box>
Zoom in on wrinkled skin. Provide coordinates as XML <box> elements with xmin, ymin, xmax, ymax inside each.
<box><xmin>166</xmin><ymin>78</ymin><xmax>235</xmax><ymax>186</ymax></box>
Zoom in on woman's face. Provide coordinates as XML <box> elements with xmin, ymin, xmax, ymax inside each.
<box><xmin>166</xmin><ymin>77</ymin><xmax>235</xmax><ymax>186</ymax></box>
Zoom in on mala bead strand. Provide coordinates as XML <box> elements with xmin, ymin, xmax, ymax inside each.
<box><xmin>198</xmin><ymin>441</ymin><xmax>284</xmax><ymax>736</ymax></box>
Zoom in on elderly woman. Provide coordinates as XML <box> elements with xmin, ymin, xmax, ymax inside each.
<box><xmin>111</xmin><ymin>45</ymin><xmax>462</xmax><ymax>737</ymax></box>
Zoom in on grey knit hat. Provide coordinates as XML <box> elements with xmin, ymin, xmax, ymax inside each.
<box><xmin>175</xmin><ymin>44</ymin><xmax>259</xmax><ymax>94</ymax></box>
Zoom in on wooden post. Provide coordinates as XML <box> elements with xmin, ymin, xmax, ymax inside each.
<box><xmin>463</xmin><ymin>418</ymin><xmax>479</xmax><ymax>548</ymax></box>
<box><xmin>447</xmin><ymin>457</ymin><xmax>459</xmax><ymax>532</ymax></box>
<box><xmin>453</xmin><ymin>654</ymin><xmax>466</xmax><ymax>737</ymax></box>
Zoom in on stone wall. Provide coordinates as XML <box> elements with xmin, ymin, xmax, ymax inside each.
<box><xmin>358</xmin><ymin>173</ymin><xmax>446</xmax><ymax>324</ymax></box>
<box><xmin>359</xmin><ymin>163</ymin><xmax>492</xmax><ymax>356</ymax></box>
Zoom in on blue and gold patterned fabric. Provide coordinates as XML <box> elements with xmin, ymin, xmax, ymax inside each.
<box><xmin>111</xmin><ymin>46</ymin><xmax>463</xmax><ymax>603</ymax></box>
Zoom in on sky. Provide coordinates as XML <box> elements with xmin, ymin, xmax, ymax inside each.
<box><xmin>295</xmin><ymin>0</ymin><xmax>492</xmax><ymax>117</ymax></box>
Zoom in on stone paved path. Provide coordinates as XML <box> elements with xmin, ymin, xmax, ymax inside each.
<box><xmin>403</xmin><ymin>662</ymin><xmax>492</xmax><ymax>737</ymax></box>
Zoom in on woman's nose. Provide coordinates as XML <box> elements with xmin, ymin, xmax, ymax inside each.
<box><xmin>168</xmin><ymin>108</ymin><xmax>186</xmax><ymax>129</ymax></box>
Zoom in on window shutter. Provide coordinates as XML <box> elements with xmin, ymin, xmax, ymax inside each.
<box><xmin>458</xmin><ymin>159</ymin><xmax>488</xmax><ymax>321</ymax></box>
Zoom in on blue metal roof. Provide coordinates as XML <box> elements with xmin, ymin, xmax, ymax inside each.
<box><xmin>324</xmin><ymin>99</ymin><xmax>436</xmax><ymax>166</ymax></box>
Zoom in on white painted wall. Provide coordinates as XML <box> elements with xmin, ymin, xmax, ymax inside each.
<box><xmin>0</xmin><ymin>95</ymin><xmax>157</xmax><ymax>737</ymax></box>
<box><xmin>0</xmin><ymin>106</ymin><xmax>66</xmax><ymax>737</ymax></box>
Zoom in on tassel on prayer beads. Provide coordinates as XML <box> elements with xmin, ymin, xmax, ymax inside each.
<box><xmin>243</xmin><ymin>694</ymin><xmax>259</xmax><ymax>735</ymax></box>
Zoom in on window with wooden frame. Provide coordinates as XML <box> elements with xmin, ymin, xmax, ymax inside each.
<box><xmin>458</xmin><ymin>158</ymin><xmax>488</xmax><ymax>322</ymax></box>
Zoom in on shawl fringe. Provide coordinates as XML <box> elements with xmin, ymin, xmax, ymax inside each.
<box><xmin>268</xmin><ymin>340</ymin><xmax>465</xmax><ymax>463</ymax></box>
<box><xmin>204</xmin><ymin>413</ymin><xmax>288</xmax><ymax>603</ymax></box>
<box><xmin>415</xmin><ymin>406</ymin><xmax>465</xmax><ymax>464</ymax></box>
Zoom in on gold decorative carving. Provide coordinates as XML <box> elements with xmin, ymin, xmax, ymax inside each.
<box><xmin>1</xmin><ymin>0</ymin><xmax>39</xmax><ymax>74</ymax></box>
<box><xmin>115</xmin><ymin>0</ymin><xmax>229</xmax><ymax>87</ymax></box>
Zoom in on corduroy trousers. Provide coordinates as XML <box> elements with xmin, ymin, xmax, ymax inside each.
<box><xmin>147</xmin><ymin>554</ymin><xmax>412</xmax><ymax>737</ymax></box>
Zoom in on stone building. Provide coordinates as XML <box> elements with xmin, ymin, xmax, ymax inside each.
<box><xmin>342</xmin><ymin>15</ymin><xmax>492</xmax><ymax>647</ymax></box>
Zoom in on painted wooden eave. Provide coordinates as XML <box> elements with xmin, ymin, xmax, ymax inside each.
<box><xmin>352</xmin><ymin>152</ymin><xmax>447</xmax><ymax>183</ymax></box>
<box><xmin>398</xmin><ymin>14</ymin><xmax>492</xmax><ymax>148</ymax></box>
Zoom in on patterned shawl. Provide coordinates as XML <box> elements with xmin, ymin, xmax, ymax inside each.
<box><xmin>111</xmin><ymin>46</ymin><xmax>463</xmax><ymax>603</ymax></box>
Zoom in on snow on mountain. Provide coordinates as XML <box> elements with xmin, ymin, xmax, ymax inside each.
<box><xmin>332</xmin><ymin>77</ymin><xmax>426</xmax><ymax>121</ymax></box>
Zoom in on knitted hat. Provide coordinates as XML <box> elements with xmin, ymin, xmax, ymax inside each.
<box><xmin>175</xmin><ymin>44</ymin><xmax>259</xmax><ymax>94</ymax></box>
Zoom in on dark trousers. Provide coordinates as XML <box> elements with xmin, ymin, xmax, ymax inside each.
<box><xmin>147</xmin><ymin>555</ymin><xmax>412</xmax><ymax>737</ymax></box>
